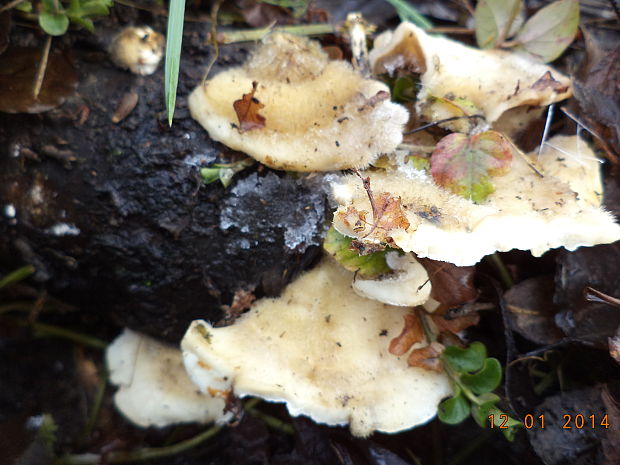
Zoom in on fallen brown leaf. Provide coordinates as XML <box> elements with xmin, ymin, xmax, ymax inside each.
<box><xmin>389</xmin><ymin>313</ymin><xmax>424</xmax><ymax>356</ymax></box>
<box><xmin>233</xmin><ymin>80</ymin><xmax>266</xmax><ymax>132</ymax></box>
<box><xmin>418</xmin><ymin>258</ymin><xmax>477</xmax><ymax>312</ymax></box>
<box><xmin>0</xmin><ymin>46</ymin><xmax>78</xmax><ymax>114</ymax></box>
<box><xmin>407</xmin><ymin>342</ymin><xmax>444</xmax><ymax>372</ymax></box>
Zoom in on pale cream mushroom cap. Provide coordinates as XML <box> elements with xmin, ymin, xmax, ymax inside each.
<box><xmin>189</xmin><ymin>33</ymin><xmax>409</xmax><ymax>171</ymax></box>
<box><xmin>181</xmin><ymin>258</ymin><xmax>451</xmax><ymax>437</ymax></box>
<box><xmin>106</xmin><ymin>329</ymin><xmax>230</xmax><ymax>428</ymax></box>
<box><xmin>352</xmin><ymin>251</ymin><xmax>432</xmax><ymax>306</ymax></box>
<box><xmin>332</xmin><ymin>135</ymin><xmax>620</xmax><ymax>266</ymax></box>
<box><xmin>369</xmin><ymin>22</ymin><xmax>572</xmax><ymax>123</ymax></box>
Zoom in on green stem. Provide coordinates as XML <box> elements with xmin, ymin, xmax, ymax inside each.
<box><xmin>214</xmin><ymin>23</ymin><xmax>335</xmax><ymax>44</ymax></box>
<box><xmin>0</xmin><ymin>0</ymin><xmax>27</xmax><ymax>13</ymax></box>
<box><xmin>488</xmin><ymin>252</ymin><xmax>514</xmax><ymax>288</ymax></box>
<box><xmin>0</xmin><ymin>265</ymin><xmax>35</xmax><ymax>289</ymax></box>
<box><xmin>246</xmin><ymin>407</ymin><xmax>294</xmax><ymax>435</ymax></box>
<box><xmin>447</xmin><ymin>428</ymin><xmax>495</xmax><ymax>465</ymax></box>
<box><xmin>57</xmin><ymin>424</ymin><xmax>223</xmax><ymax>464</ymax></box>
<box><xmin>30</xmin><ymin>321</ymin><xmax>108</xmax><ymax>349</ymax></box>
<box><xmin>83</xmin><ymin>372</ymin><xmax>108</xmax><ymax>438</ymax></box>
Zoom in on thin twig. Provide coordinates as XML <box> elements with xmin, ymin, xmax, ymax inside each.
<box><xmin>403</xmin><ymin>114</ymin><xmax>486</xmax><ymax>135</ymax></box>
<box><xmin>0</xmin><ymin>0</ymin><xmax>27</xmax><ymax>14</ymax></box>
<box><xmin>58</xmin><ymin>424</ymin><xmax>223</xmax><ymax>464</ymax></box>
<box><xmin>201</xmin><ymin>0</ymin><xmax>225</xmax><ymax>85</ymax></box>
<box><xmin>211</xmin><ymin>23</ymin><xmax>335</xmax><ymax>44</ymax></box>
<box><xmin>427</xmin><ymin>26</ymin><xmax>474</xmax><ymax>34</ymax></box>
<box><xmin>33</xmin><ymin>35</ymin><xmax>52</xmax><ymax>99</ymax></box>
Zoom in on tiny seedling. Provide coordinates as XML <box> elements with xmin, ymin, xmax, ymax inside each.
<box><xmin>200</xmin><ymin>158</ymin><xmax>255</xmax><ymax>188</ymax></box>
<box><xmin>439</xmin><ymin>341</ymin><xmax>523</xmax><ymax>440</ymax></box>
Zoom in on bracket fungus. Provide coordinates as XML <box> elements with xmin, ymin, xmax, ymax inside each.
<box><xmin>188</xmin><ymin>33</ymin><xmax>409</xmax><ymax>171</ymax></box>
<box><xmin>106</xmin><ymin>329</ymin><xmax>230</xmax><ymax>428</ymax></box>
<box><xmin>352</xmin><ymin>251</ymin><xmax>431</xmax><ymax>306</ymax></box>
<box><xmin>181</xmin><ymin>258</ymin><xmax>451</xmax><ymax>437</ymax></box>
<box><xmin>332</xmin><ymin>135</ymin><xmax>620</xmax><ymax>266</ymax></box>
<box><xmin>369</xmin><ymin>22</ymin><xmax>572</xmax><ymax>124</ymax></box>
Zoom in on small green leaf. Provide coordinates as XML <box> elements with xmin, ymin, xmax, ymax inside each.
<box><xmin>15</xmin><ymin>1</ymin><xmax>33</xmax><ymax>12</ymax></box>
<box><xmin>164</xmin><ymin>0</ymin><xmax>186</xmax><ymax>126</ymax></box>
<box><xmin>392</xmin><ymin>76</ymin><xmax>419</xmax><ymax>103</ymax></box>
<box><xmin>438</xmin><ymin>393</ymin><xmax>470</xmax><ymax>424</ymax></box>
<box><xmin>421</xmin><ymin>95</ymin><xmax>482</xmax><ymax>133</ymax></box>
<box><xmin>488</xmin><ymin>408</ymin><xmax>523</xmax><ymax>441</ymax></box>
<box><xmin>443</xmin><ymin>341</ymin><xmax>487</xmax><ymax>373</ymax></box>
<box><xmin>39</xmin><ymin>12</ymin><xmax>69</xmax><ymax>36</ymax></box>
<box><xmin>514</xmin><ymin>0</ymin><xmax>579</xmax><ymax>63</ymax></box>
<box><xmin>430</xmin><ymin>130</ymin><xmax>513</xmax><ymax>203</ymax></box>
<box><xmin>37</xmin><ymin>414</ymin><xmax>58</xmax><ymax>453</ymax></box>
<box><xmin>405</xmin><ymin>155</ymin><xmax>430</xmax><ymax>172</ymax></box>
<box><xmin>200</xmin><ymin>159</ymin><xmax>254</xmax><ymax>188</ymax></box>
<box><xmin>323</xmin><ymin>227</ymin><xmax>391</xmax><ymax>278</ymax></box>
<box><xmin>471</xmin><ymin>392</ymin><xmax>501</xmax><ymax>426</ymax></box>
<box><xmin>461</xmin><ymin>357</ymin><xmax>502</xmax><ymax>394</ymax></box>
<box><xmin>475</xmin><ymin>0</ymin><xmax>523</xmax><ymax>49</ymax></box>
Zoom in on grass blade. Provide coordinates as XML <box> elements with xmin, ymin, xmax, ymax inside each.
<box><xmin>164</xmin><ymin>0</ymin><xmax>186</xmax><ymax>126</ymax></box>
<box><xmin>383</xmin><ymin>0</ymin><xmax>433</xmax><ymax>29</ymax></box>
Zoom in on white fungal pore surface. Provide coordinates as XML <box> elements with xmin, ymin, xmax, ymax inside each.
<box><xmin>332</xmin><ymin>135</ymin><xmax>620</xmax><ymax>266</ymax></box>
<box><xmin>182</xmin><ymin>258</ymin><xmax>451</xmax><ymax>437</ymax></box>
<box><xmin>189</xmin><ymin>33</ymin><xmax>409</xmax><ymax>171</ymax></box>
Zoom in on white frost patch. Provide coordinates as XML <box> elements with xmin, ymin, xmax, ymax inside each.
<box><xmin>46</xmin><ymin>223</ymin><xmax>81</xmax><ymax>236</ymax></box>
<box><xmin>3</xmin><ymin>204</ymin><xmax>16</xmax><ymax>218</ymax></box>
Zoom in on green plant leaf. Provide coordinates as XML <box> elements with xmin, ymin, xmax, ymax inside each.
<box><xmin>430</xmin><ymin>130</ymin><xmax>513</xmax><ymax>203</ymax></box>
<box><xmin>420</xmin><ymin>95</ymin><xmax>482</xmax><ymax>133</ymax></box>
<box><xmin>461</xmin><ymin>357</ymin><xmax>502</xmax><ymax>394</ymax></box>
<box><xmin>37</xmin><ymin>414</ymin><xmax>58</xmax><ymax>453</ymax></box>
<box><xmin>514</xmin><ymin>0</ymin><xmax>579</xmax><ymax>62</ymax></box>
<box><xmin>15</xmin><ymin>1</ymin><xmax>33</xmax><ymax>12</ymax></box>
<box><xmin>392</xmin><ymin>75</ymin><xmax>419</xmax><ymax>103</ymax></box>
<box><xmin>475</xmin><ymin>0</ymin><xmax>523</xmax><ymax>49</ymax></box>
<box><xmin>438</xmin><ymin>393</ymin><xmax>470</xmax><ymax>424</ymax></box>
<box><xmin>0</xmin><ymin>265</ymin><xmax>35</xmax><ymax>289</ymax></box>
<box><xmin>39</xmin><ymin>12</ymin><xmax>69</xmax><ymax>36</ymax></box>
<box><xmin>200</xmin><ymin>159</ymin><xmax>254</xmax><ymax>188</ymax></box>
<box><xmin>487</xmin><ymin>408</ymin><xmax>523</xmax><ymax>441</ymax></box>
<box><xmin>383</xmin><ymin>0</ymin><xmax>433</xmax><ymax>29</ymax></box>
<box><xmin>323</xmin><ymin>227</ymin><xmax>391</xmax><ymax>279</ymax></box>
<box><xmin>164</xmin><ymin>0</ymin><xmax>186</xmax><ymax>126</ymax></box>
<box><xmin>443</xmin><ymin>341</ymin><xmax>487</xmax><ymax>373</ymax></box>
<box><xmin>471</xmin><ymin>392</ymin><xmax>501</xmax><ymax>426</ymax></box>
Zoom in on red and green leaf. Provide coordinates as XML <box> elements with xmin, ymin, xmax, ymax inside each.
<box><xmin>430</xmin><ymin>131</ymin><xmax>513</xmax><ymax>203</ymax></box>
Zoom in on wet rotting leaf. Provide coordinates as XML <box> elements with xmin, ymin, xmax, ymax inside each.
<box><xmin>430</xmin><ymin>130</ymin><xmax>513</xmax><ymax>203</ymax></box>
<box><xmin>0</xmin><ymin>46</ymin><xmax>78</xmax><ymax>114</ymax></box>
<box><xmin>233</xmin><ymin>80</ymin><xmax>266</xmax><ymax>132</ymax></box>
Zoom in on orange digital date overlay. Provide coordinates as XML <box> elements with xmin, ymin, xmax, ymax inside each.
<box><xmin>489</xmin><ymin>414</ymin><xmax>610</xmax><ymax>429</ymax></box>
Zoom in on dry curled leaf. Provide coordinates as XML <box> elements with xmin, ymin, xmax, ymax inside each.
<box><xmin>431</xmin><ymin>313</ymin><xmax>481</xmax><ymax>334</ymax></box>
<box><xmin>418</xmin><ymin>258</ymin><xmax>477</xmax><ymax>312</ymax></box>
<box><xmin>407</xmin><ymin>342</ymin><xmax>445</xmax><ymax>372</ymax></box>
<box><xmin>111</xmin><ymin>91</ymin><xmax>139</xmax><ymax>123</ymax></box>
<box><xmin>389</xmin><ymin>313</ymin><xmax>424</xmax><ymax>356</ymax></box>
<box><xmin>233</xmin><ymin>80</ymin><xmax>266</xmax><ymax>132</ymax></box>
<box><xmin>531</xmin><ymin>71</ymin><xmax>570</xmax><ymax>93</ymax></box>
<box><xmin>0</xmin><ymin>46</ymin><xmax>78</xmax><ymax>114</ymax></box>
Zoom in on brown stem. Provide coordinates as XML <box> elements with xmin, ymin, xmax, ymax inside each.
<box><xmin>33</xmin><ymin>35</ymin><xmax>52</xmax><ymax>99</ymax></box>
